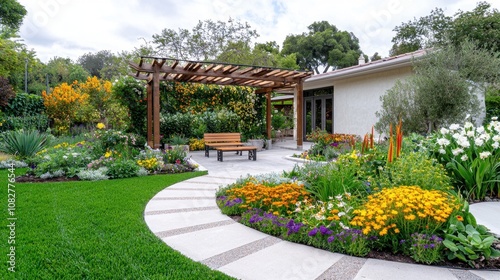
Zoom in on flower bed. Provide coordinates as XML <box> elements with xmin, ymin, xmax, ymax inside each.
<box><xmin>1</xmin><ymin>124</ymin><xmax>200</xmax><ymax>181</ymax></box>
<box><xmin>217</xmin><ymin>119</ymin><xmax>500</xmax><ymax>268</ymax></box>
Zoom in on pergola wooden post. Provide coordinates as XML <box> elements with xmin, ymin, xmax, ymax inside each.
<box><xmin>265</xmin><ymin>88</ymin><xmax>272</xmax><ymax>139</ymax></box>
<box><xmin>296</xmin><ymin>81</ymin><xmax>304</xmax><ymax>150</ymax></box>
<box><xmin>130</xmin><ymin>57</ymin><xmax>312</xmax><ymax>149</ymax></box>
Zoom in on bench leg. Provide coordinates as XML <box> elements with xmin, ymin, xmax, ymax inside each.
<box><xmin>217</xmin><ymin>150</ymin><xmax>223</xmax><ymax>162</ymax></box>
<box><xmin>248</xmin><ymin>149</ymin><xmax>257</xmax><ymax>161</ymax></box>
<box><xmin>205</xmin><ymin>146</ymin><xmax>209</xmax><ymax>157</ymax></box>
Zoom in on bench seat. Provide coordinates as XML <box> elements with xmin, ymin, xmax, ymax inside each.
<box><xmin>216</xmin><ymin>146</ymin><xmax>257</xmax><ymax>162</ymax></box>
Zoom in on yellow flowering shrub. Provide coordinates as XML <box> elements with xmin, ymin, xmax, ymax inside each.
<box><xmin>350</xmin><ymin>186</ymin><xmax>459</xmax><ymax>238</ymax></box>
<box><xmin>42</xmin><ymin>82</ymin><xmax>89</xmax><ymax>134</ymax></box>
<box><xmin>225</xmin><ymin>182</ymin><xmax>309</xmax><ymax>215</ymax></box>
<box><xmin>189</xmin><ymin>138</ymin><xmax>205</xmax><ymax>151</ymax></box>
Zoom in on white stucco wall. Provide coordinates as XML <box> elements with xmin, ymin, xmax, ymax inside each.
<box><xmin>332</xmin><ymin>67</ymin><xmax>413</xmax><ymax>137</ymax></box>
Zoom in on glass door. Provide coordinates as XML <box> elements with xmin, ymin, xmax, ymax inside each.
<box><xmin>304</xmin><ymin>96</ymin><xmax>333</xmax><ymax>140</ymax></box>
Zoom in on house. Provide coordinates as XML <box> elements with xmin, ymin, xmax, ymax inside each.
<box><xmin>286</xmin><ymin>49</ymin><xmax>427</xmax><ymax>140</ymax></box>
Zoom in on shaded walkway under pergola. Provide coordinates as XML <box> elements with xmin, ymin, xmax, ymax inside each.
<box><xmin>129</xmin><ymin>57</ymin><xmax>313</xmax><ymax>149</ymax></box>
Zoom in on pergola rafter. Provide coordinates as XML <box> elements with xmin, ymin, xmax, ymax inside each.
<box><xmin>129</xmin><ymin>57</ymin><xmax>313</xmax><ymax>149</ymax></box>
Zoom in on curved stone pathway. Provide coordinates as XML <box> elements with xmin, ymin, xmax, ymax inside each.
<box><xmin>144</xmin><ymin>148</ymin><xmax>500</xmax><ymax>280</ymax></box>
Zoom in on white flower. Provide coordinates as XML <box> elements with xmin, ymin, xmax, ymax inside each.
<box><xmin>449</xmin><ymin>124</ymin><xmax>460</xmax><ymax>131</ymax></box>
<box><xmin>440</xmin><ymin>127</ymin><xmax>449</xmax><ymax>134</ymax></box>
<box><xmin>464</xmin><ymin>122</ymin><xmax>474</xmax><ymax>129</ymax></box>
<box><xmin>314</xmin><ymin>213</ymin><xmax>325</xmax><ymax>220</ymax></box>
<box><xmin>474</xmin><ymin>138</ymin><xmax>484</xmax><ymax>147</ymax></box>
<box><xmin>437</xmin><ymin>138</ymin><xmax>450</xmax><ymax>147</ymax></box>
<box><xmin>493</xmin><ymin>135</ymin><xmax>500</xmax><ymax>142</ymax></box>
<box><xmin>62</xmin><ymin>155</ymin><xmax>68</xmax><ymax>159</ymax></box>
<box><xmin>452</xmin><ymin>133</ymin><xmax>461</xmax><ymax>140</ymax></box>
<box><xmin>492</xmin><ymin>117</ymin><xmax>498</xmax><ymax>121</ymax></box>
<box><xmin>458</xmin><ymin>137</ymin><xmax>470</xmax><ymax>148</ymax></box>
<box><xmin>337</xmin><ymin>202</ymin><xmax>345</xmax><ymax>208</ymax></box>
<box><xmin>335</xmin><ymin>195</ymin><xmax>343</xmax><ymax>200</ymax></box>
<box><xmin>477</xmin><ymin>126</ymin><xmax>485</xmax><ymax>134</ymax></box>
<box><xmin>452</xmin><ymin>148</ymin><xmax>464</xmax><ymax>156</ymax></box>
<box><xmin>493</xmin><ymin>142</ymin><xmax>499</xmax><ymax>149</ymax></box>
<box><xmin>479</xmin><ymin>151</ymin><xmax>491</xmax><ymax>159</ymax></box>
<box><xmin>466</xmin><ymin>130</ymin><xmax>475</xmax><ymax>137</ymax></box>
<box><xmin>461</xmin><ymin>154</ymin><xmax>468</xmax><ymax>161</ymax></box>
<box><xmin>465</xmin><ymin>114</ymin><xmax>471</xmax><ymax>120</ymax></box>
<box><xmin>439</xmin><ymin>149</ymin><xmax>446</xmax><ymax>154</ymax></box>
<box><xmin>338</xmin><ymin>211</ymin><xmax>346</xmax><ymax>217</ymax></box>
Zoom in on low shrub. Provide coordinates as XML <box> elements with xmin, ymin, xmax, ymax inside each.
<box><xmin>106</xmin><ymin>159</ymin><xmax>140</xmax><ymax>179</ymax></box>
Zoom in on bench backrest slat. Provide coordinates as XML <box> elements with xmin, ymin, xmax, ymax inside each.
<box><xmin>204</xmin><ymin>133</ymin><xmax>241</xmax><ymax>143</ymax></box>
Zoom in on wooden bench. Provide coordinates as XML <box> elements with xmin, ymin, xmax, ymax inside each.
<box><xmin>204</xmin><ymin>133</ymin><xmax>244</xmax><ymax>157</ymax></box>
<box><xmin>216</xmin><ymin>146</ymin><xmax>258</xmax><ymax>162</ymax></box>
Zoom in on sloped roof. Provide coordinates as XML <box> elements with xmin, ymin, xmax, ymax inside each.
<box><xmin>306</xmin><ymin>49</ymin><xmax>427</xmax><ymax>82</ymax></box>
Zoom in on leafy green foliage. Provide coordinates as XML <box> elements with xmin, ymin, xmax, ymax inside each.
<box><xmin>4</xmin><ymin>92</ymin><xmax>44</xmax><ymax>116</ymax></box>
<box><xmin>282</xmin><ymin>21</ymin><xmax>362</xmax><ymax>74</ymax></box>
<box><xmin>0</xmin><ymin>129</ymin><xmax>48</xmax><ymax>159</ymax></box>
<box><xmin>152</xmin><ymin>18</ymin><xmax>258</xmax><ymax>61</ymax></box>
<box><xmin>390</xmin><ymin>2</ymin><xmax>500</xmax><ymax>55</ymax></box>
<box><xmin>371</xmin><ymin>152</ymin><xmax>452</xmax><ymax>192</ymax></box>
<box><xmin>113</xmin><ymin>76</ymin><xmax>147</xmax><ymax>135</ymax></box>
<box><xmin>106</xmin><ymin>159</ymin><xmax>140</xmax><ymax>179</ymax></box>
<box><xmin>0</xmin><ymin>114</ymin><xmax>50</xmax><ymax>132</ymax></box>
<box><xmin>0</xmin><ymin>0</ymin><xmax>26</xmax><ymax>31</ymax></box>
<box><xmin>443</xmin><ymin>214</ymin><xmax>500</xmax><ymax>267</ymax></box>
<box><xmin>377</xmin><ymin>41</ymin><xmax>500</xmax><ymax>134</ymax></box>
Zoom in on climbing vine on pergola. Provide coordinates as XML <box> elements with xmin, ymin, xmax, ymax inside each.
<box><xmin>129</xmin><ymin>57</ymin><xmax>312</xmax><ymax>149</ymax></box>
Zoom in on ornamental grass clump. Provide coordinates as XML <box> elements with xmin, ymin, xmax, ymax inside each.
<box><xmin>350</xmin><ymin>186</ymin><xmax>459</xmax><ymax>250</ymax></box>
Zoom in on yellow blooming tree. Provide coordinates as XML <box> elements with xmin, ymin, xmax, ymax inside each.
<box><xmin>42</xmin><ymin>82</ymin><xmax>89</xmax><ymax>134</ymax></box>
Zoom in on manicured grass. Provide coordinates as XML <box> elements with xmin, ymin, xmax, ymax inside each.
<box><xmin>0</xmin><ymin>170</ymin><xmax>234</xmax><ymax>279</ymax></box>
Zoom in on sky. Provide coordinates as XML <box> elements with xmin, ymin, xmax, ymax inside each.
<box><xmin>17</xmin><ymin>0</ymin><xmax>500</xmax><ymax>64</ymax></box>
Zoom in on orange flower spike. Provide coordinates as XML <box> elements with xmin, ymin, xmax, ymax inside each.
<box><xmin>370</xmin><ymin>125</ymin><xmax>374</xmax><ymax>149</ymax></box>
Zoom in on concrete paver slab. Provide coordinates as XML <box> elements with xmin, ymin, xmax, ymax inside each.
<box><xmin>144</xmin><ymin>198</ymin><xmax>217</xmax><ymax>212</ymax></box>
<box><xmin>354</xmin><ymin>259</ymin><xmax>458</xmax><ymax>280</ymax></box>
<box><xmin>468</xmin><ymin>202</ymin><xmax>500</xmax><ymax>236</ymax></box>
<box><xmin>162</xmin><ymin>223</ymin><xmax>270</xmax><ymax>261</ymax></box>
<box><xmin>145</xmin><ymin>209</ymin><xmax>231</xmax><ymax>233</ymax></box>
<box><xmin>218</xmin><ymin>241</ymin><xmax>343</xmax><ymax>280</ymax></box>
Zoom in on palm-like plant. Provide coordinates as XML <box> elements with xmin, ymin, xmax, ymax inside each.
<box><xmin>0</xmin><ymin>130</ymin><xmax>49</xmax><ymax>159</ymax></box>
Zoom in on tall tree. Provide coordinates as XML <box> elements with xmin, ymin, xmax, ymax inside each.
<box><xmin>0</xmin><ymin>0</ymin><xmax>26</xmax><ymax>37</ymax></box>
<box><xmin>216</xmin><ymin>41</ymin><xmax>299</xmax><ymax>69</ymax></box>
<box><xmin>370</xmin><ymin>52</ymin><xmax>382</xmax><ymax>61</ymax></box>
<box><xmin>46</xmin><ymin>57</ymin><xmax>89</xmax><ymax>85</ymax></box>
<box><xmin>390</xmin><ymin>8</ymin><xmax>452</xmax><ymax>56</ymax></box>
<box><xmin>376</xmin><ymin>41</ymin><xmax>500</xmax><ymax>134</ymax></box>
<box><xmin>390</xmin><ymin>2</ymin><xmax>499</xmax><ymax>56</ymax></box>
<box><xmin>450</xmin><ymin>2</ymin><xmax>500</xmax><ymax>53</ymax></box>
<box><xmin>77</xmin><ymin>50</ymin><xmax>117</xmax><ymax>79</ymax></box>
<box><xmin>152</xmin><ymin>18</ymin><xmax>259</xmax><ymax>61</ymax></box>
<box><xmin>281</xmin><ymin>21</ymin><xmax>362</xmax><ymax>74</ymax></box>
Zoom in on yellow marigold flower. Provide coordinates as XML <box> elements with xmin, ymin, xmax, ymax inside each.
<box><xmin>456</xmin><ymin>215</ymin><xmax>464</xmax><ymax>222</ymax></box>
<box><xmin>97</xmin><ymin>123</ymin><xmax>105</xmax><ymax>129</ymax></box>
<box><xmin>104</xmin><ymin>151</ymin><xmax>112</xmax><ymax>158</ymax></box>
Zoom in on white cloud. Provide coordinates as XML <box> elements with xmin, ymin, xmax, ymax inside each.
<box><xmin>17</xmin><ymin>0</ymin><xmax>499</xmax><ymax>63</ymax></box>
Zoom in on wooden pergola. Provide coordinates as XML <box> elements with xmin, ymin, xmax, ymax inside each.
<box><xmin>129</xmin><ymin>57</ymin><xmax>313</xmax><ymax>149</ymax></box>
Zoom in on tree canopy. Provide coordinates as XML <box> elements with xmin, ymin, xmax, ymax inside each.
<box><xmin>377</xmin><ymin>41</ymin><xmax>500</xmax><ymax>134</ymax></box>
<box><xmin>390</xmin><ymin>1</ymin><xmax>499</xmax><ymax>55</ymax></box>
<box><xmin>0</xmin><ymin>0</ymin><xmax>26</xmax><ymax>36</ymax></box>
<box><xmin>151</xmin><ymin>18</ymin><xmax>259</xmax><ymax>61</ymax></box>
<box><xmin>281</xmin><ymin>21</ymin><xmax>362</xmax><ymax>74</ymax></box>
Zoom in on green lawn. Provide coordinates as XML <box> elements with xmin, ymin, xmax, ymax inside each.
<box><xmin>0</xmin><ymin>169</ymin><xmax>234</xmax><ymax>279</ymax></box>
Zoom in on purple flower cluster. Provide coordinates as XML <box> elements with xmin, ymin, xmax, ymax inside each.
<box><xmin>246</xmin><ymin>209</ymin><xmax>287</xmax><ymax>227</ymax></box>
<box><xmin>286</xmin><ymin>219</ymin><xmax>305</xmax><ymax>235</ymax></box>
<box><xmin>225</xmin><ymin>197</ymin><xmax>243</xmax><ymax>207</ymax></box>
<box><xmin>410</xmin><ymin>233</ymin><xmax>443</xmax><ymax>250</ymax></box>
<box><xmin>327</xmin><ymin>228</ymin><xmax>364</xmax><ymax>243</ymax></box>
